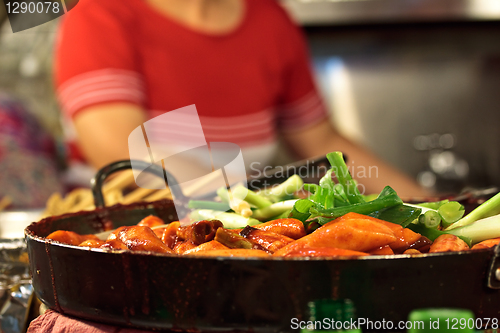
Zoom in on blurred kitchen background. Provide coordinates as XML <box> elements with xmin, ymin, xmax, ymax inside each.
<box><xmin>281</xmin><ymin>0</ymin><xmax>500</xmax><ymax>194</ymax></box>
<box><xmin>1</xmin><ymin>0</ymin><xmax>500</xmax><ymax>207</ymax></box>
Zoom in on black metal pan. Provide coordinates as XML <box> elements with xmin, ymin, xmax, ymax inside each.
<box><xmin>25</xmin><ymin>160</ymin><xmax>500</xmax><ymax>332</ymax></box>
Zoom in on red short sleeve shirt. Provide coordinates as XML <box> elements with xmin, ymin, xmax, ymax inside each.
<box><xmin>55</xmin><ymin>0</ymin><xmax>328</xmax><ymax>149</ymax></box>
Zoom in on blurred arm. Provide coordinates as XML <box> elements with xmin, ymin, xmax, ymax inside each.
<box><xmin>72</xmin><ymin>103</ymin><xmax>218</xmax><ymax>196</ymax></box>
<box><xmin>281</xmin><ymin>120</ymin><xmax>430</xmax><ymax>198</ymax></box>
<box><xmin>72</xmin><ymin>103</ymin><xmax>147</xmax><ymax>170</ymax></box>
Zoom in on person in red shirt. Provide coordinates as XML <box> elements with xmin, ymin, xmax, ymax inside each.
<box><xmin>55</xmin><ymin>0</ymin><xmax>427</xmax><ymax>197</ymax></box>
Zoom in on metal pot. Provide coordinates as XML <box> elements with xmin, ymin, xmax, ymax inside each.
<box><xmin>25</xmin><ymin>161</ymin><xmax>500</xmax><ymax>332</ymax></box>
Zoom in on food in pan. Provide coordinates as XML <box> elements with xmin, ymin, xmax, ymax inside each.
<box><xmin>42</xmin><ymin>171</ymin><xmax>173</xmax><ymax>217</ymax></box>
<box><xmin>45</xmin><ymin>211</ymin><xmax>500</xmax><ymax>257</ymax></box>
<box><xmin>45</xmin><ymin>152</ymin><xmax>500</xmax><ymax>258</ymax></box>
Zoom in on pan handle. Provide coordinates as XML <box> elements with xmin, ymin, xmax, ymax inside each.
<box><xmin>487</xmin><ymin>242</ymin><xmax>500</xmax><ymax>289</ymax></box>
<box><xmin>91</xmin><ymin>160</ymin><xmax>187</xmax><ymax>208</ymax></box>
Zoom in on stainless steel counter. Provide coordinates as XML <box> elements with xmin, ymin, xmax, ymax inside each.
<box><xmin>280</xmin><ymin>0</ymin><xmax>500</xmax><ymax>25</ymax></box>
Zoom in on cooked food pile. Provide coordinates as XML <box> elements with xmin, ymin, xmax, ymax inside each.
<box><xmin>45</xmin><ymin>151</ymin><xmax>500</xmax><ymax>258</ymax></box>
<box><xmin>45</xmin><ymin>212</ymin><xmax>497</xmax><ymax>257</ymax></box>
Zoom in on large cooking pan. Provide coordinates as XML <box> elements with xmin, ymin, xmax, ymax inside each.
<box><xmin>25</xmin><ymin>160</ymin><xmax>500</xmax><ymax>332</ymax></box>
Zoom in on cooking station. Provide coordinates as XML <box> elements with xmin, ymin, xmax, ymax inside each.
<box><xmin>1</xmin><ymin>0</ymin><xmax>500</xmax><ymax>332</ymax></box>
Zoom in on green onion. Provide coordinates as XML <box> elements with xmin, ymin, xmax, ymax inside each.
<box><xmin>274</xmin><ymin>209</ymin><xmax>293</xmax><ymax>220</ymax></box>
<box><xmin>312</xmin><ymin>186</ymin><xmax>402</xmax><ymax>222</ymax></box>
<box><xmin>262</xmin><ymin>175</ymin><xmax>304</xmax><ymax>202</ymax></box>
<box><xmin>446</xmin><ymin>192</ymin><xmax>500</xmax><ymax>230</ymax></box>
<box><xmin>231</xmin><ymin>185</ymin><xmax>272</xmax><ymax>209</ymax></box>
<box><xmin>438</xmin><ymin>201</ymin><xmax>465</xmax><ymax>229</ymax></box>
<box><xmin>216</xmin><ymin>187</ymin><xmax>230</xmax><ymax>203</ymax></box>
<box><xmin>251</xmin><ymin>200</ymin><xmax>298</xmax><ymax>221</ymax></box>
<box><xmin>371</xmin><ymin>204</ymin><xmax>421</xmax><ymax>227</ymax></box>
<box><xmin>288</xmin><ymin>199</ymin><xmax>315</xmax><ymax>222</ymax></box>
<box><xmin>418</xmin><ymin>210</ymin><xmax>442</xmax><ymax>229</ymax></box>
<box><xmin>363</xmin><ymin>193</ymin><xmax>379</xmax><ymax>202</ymax></box>
<box><xmin>445</xmin><ymin>214</ymin><xmax>500</xmax><ymax>244</ymax></box>
<box><xmin>303</xmin><ymin>184</ymin><xmax>335</xmax><ymax>210</ymax></box>
<box><xmin>326</xmin><ymin>152</ymin><xmax>365</xmax><ymax>204</ymax></box>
